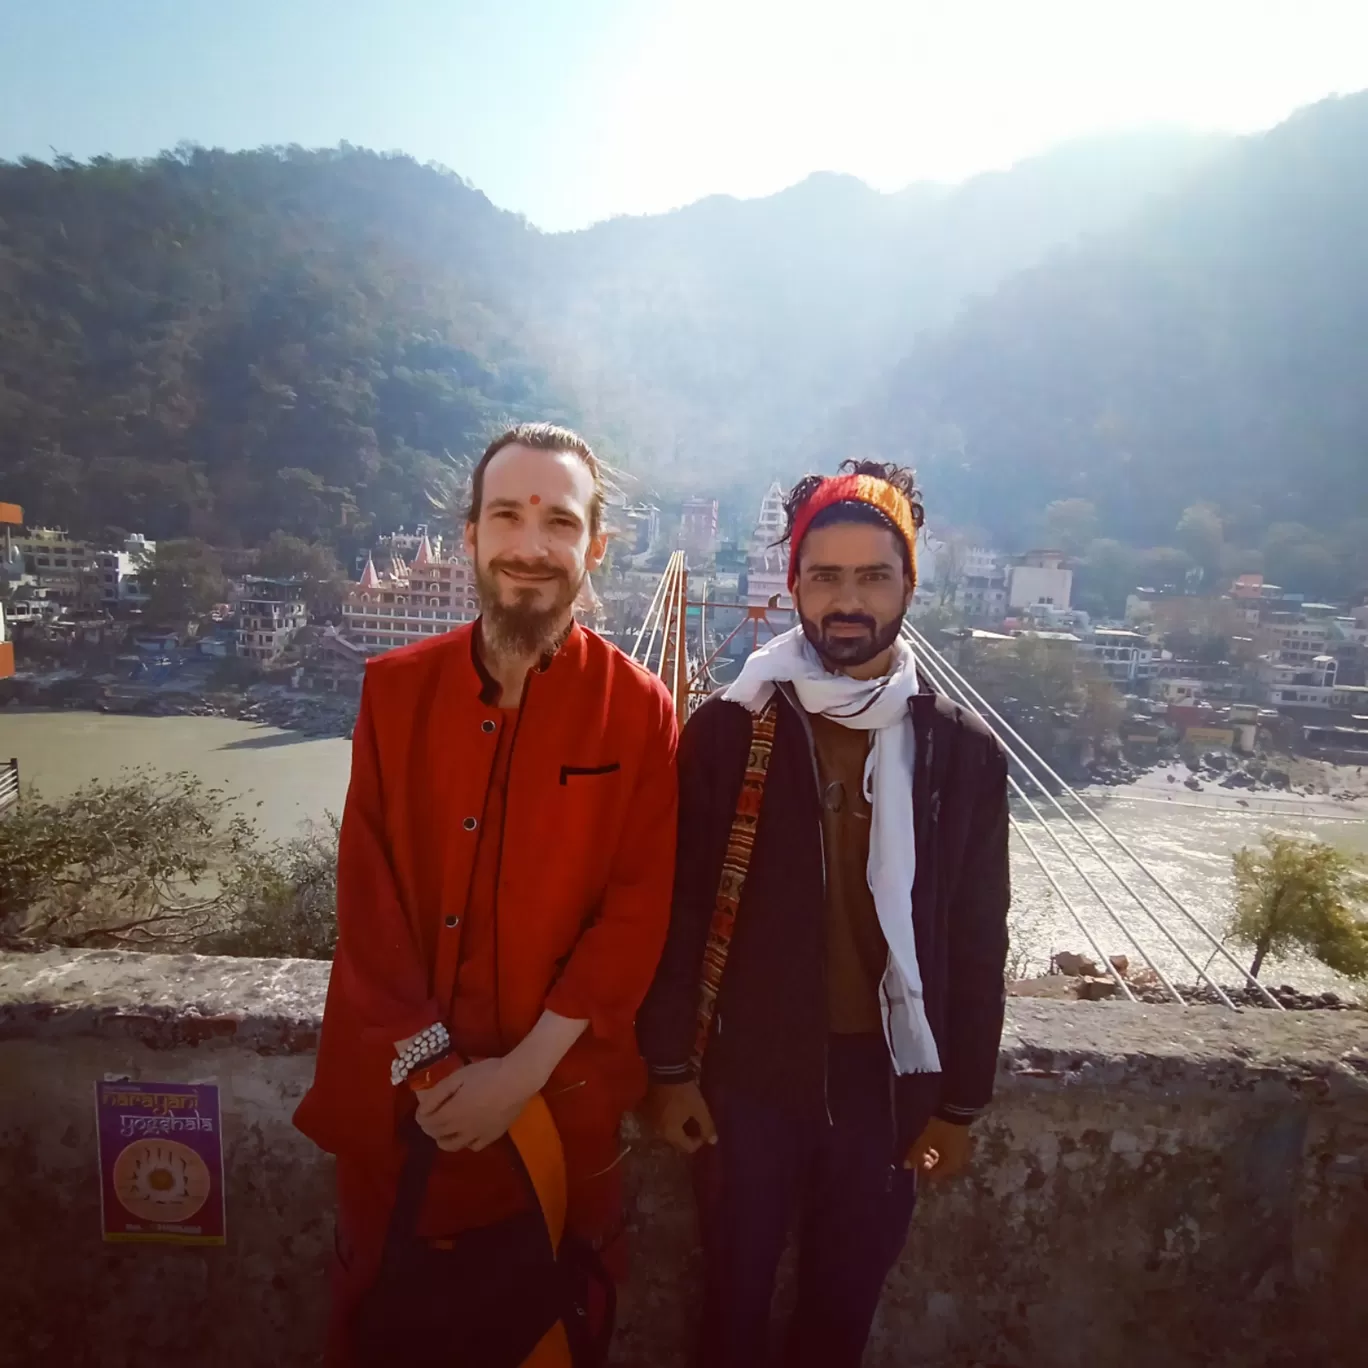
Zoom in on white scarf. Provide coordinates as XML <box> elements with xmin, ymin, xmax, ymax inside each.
<box><xmin>723</xmin><ymin>626</ymin><xmax>941</xmax><ymax>1075</ymax></box>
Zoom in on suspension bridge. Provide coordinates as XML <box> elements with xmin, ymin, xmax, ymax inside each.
<box><xmin>630</xmin><ymin>552</ymin><xmax>1280</xmax><ymax>1009</ymax></box>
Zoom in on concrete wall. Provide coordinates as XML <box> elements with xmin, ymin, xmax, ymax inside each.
<box><xmin>2</xmin><ymin>949</ymin><xmax>1366</xmax><ymax>1368</ymax></box>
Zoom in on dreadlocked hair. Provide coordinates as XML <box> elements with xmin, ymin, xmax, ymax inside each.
<box><xmin>776</xmin><ymin>458</ymin><xmax>925</xmax><ymax>550</ymax></box>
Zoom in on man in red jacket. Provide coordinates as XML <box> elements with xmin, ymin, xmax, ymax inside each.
<box><xmin>295</xmin><ymin>423</ymin><xmax>679</xmax><ymax>1365</ymax></box>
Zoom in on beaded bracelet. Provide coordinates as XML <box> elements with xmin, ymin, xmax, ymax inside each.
<box><xmin>390</xmin><ymin>1021</ymin><xmax>451</xmax><ymax>1087</ymax></box>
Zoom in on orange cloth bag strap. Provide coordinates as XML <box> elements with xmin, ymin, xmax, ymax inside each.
<box><xmin>691</xmin><ymin>700</ymin><xmax>778</xmax><ymax>1071</ymax></box>
<box><xmin>507</xmin><ymin>1092</ymin><xmax>567</xmax><ymax>1252</ymax></box>
<box><xmin>407</xmin><ymin>1067</ymin><xmax>568</xmax><ymax>1250</ymax></box>
<box><xmin>507</xmin><ymin>1094</ymin><xmax>573</xmax><ymax>1366</ymax></box>
<box><xmin>403</xmin><ymin>1068</ymin><xmax>579</xmax><ymax>1366</ymax></box>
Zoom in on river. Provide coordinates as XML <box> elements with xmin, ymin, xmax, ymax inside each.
<box><xmin>5</xmin><ymin>710</ymin><xmax>1366</xmax><ymax>995</ymax></box>
<box><xmin>2</xmin><ymin>709</ymin><xmax>352</xmax><ymax>843</ymax></box>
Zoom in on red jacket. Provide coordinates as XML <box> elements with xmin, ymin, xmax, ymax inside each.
<box><xmin>294</xmin><ymin>622</ymin><xmax>679</xmax><ymax>1179</ymax></box>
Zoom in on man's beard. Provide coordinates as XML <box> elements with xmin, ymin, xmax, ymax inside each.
<box><xmin>475</xmin><ymin>555</ymin><xmax>584</xmax><ymax>659</ymax></box>
<box><xmin>799</xmin><ymin>610</ymin><xmax>905</xmax><ymax>670</ymax></box>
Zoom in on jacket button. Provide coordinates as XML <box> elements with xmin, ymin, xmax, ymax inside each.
<box><xmin>481</xmin><ymin>719</ymin><xmax>495</xmax><ymax>734</ymax></box>
<box><xmin>463</xmin><ymin>817</ymin><xmax>477</xmax><ymax>831</ymax></box>
<box><xmin>444</xmin><ymin>915</ymin><xmax>460</xmax><ymax>929</ymax></box>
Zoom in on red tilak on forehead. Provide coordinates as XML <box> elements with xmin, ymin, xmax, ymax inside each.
<box><xmin>529</xmin><ymin>494</ymin><xmax>541</xmax><ymax>505</ymax></box>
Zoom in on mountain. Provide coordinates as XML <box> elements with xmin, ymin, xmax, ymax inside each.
<box><xmin>0</xmin><ymin>145</ymin><xmax>562</xmax><ymax>548</ymax></box>
<box><xmin>532</xmin><ymin>130</ymin><xmax>1225</xmax><ymax>492</ymax></box>
<box><xmin>0</xmin><ymin>128</ymin><xmax>1221</xmax><ymax>549</ymax></box>
<box><xmin>4</xmin><ymin>102</ymin><xmax>1361</xmax><ymax>576</ymax></box>
<box><xmin>838</xmin><ymin>92</ymin><xmax>1368</xmax><ymax>582</ymax></box>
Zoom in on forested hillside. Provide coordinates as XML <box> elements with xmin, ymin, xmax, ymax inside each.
<box><xmin>0</xmin><ymin>129</ymin><xmax>1218</xmax><ymax>548</ymax></box>
<box><xmin>0</xmin><ymin>146</ymin><xmax>563</xmax><ymax>548</ymax></box>
<box><xmin>536</xmin><ymin>130</ymin><xmax>1222</xmax><ymax>486</ymax></box>
<box><xmin>838</xmin><ymin>92</ymin><xmax>1368</xmax><ymax>598</ymax></box>
<box><xmin>3</xmin><ymin>95</ymin><xmax>1365</xmax><ymax>590</ymax></box>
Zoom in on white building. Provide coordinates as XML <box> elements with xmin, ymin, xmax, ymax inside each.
<box><xmin>750</xmin><ymin>482</ymin><xmax>787</xmax><ymax>554</ymax></box>
<box><xmin>16</xmin><ymin>527</ymin><xmax>89</xmax><ymax>577</ymax></box>
<box><xmin>617</xmin><ymin>502</ymin><xmax>661</xmax><ymax>556</ymax></box>
<box><xmin>954</xmin><ymin>547</ymin><xmax>1008</xmax><ymax>623</ymax></box>
<box><xmin>1258</xmin><ymin>655</ymin><xmax>1368</xmax><ymax>709</ymax></box>
<box><xmin>4</xmin><ymin>590</ymin><xmax>61</xmax><ymax>625</ymax></box>
<box><xmin>15</xmin><ymin>527</ymin><xmax>90</xmax><ymax>605</ymax></box>
<box><xmin>94</xmin><ymin>534</ymin><xmax>155</xmax><ymax>606</ymax></box>
<box><xmin>1261</xmin><ymin>616</ymin><xmax>1331</xmax><ymax>668</ymax></box>
<box><xmin>1007</xmin><ymin>550</ymin><xmax>1073</xmax><ymax>613</ymax></box>
<box><xmin>744</xmin><ymin>546</ymin><xmax>792</xmax><ymax>610</ymax></box>
<box><xmin>1156</xmin><ymin>677</ymin><xmax>1206</xmax><ymax>704</ymax></box>
<box><xmin>236</xmin><ymin>577</ymin><xmax>308</xmax><ymax>664</ymax></box>
<box><xmin>1085</xmin><ymin>628</ymin><xmax>1158</xmax><ymax>684</ymax></box>
<box><xmin>744</xmin><ymin>483</ymin><xmax>793</xmax><ymax>610</ymax></box>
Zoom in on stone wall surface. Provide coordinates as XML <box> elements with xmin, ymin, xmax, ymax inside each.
<box><xmin>2</xmin><ymin>948</ymin><xmax>1366</xmax><ymax>1368</ymax></box>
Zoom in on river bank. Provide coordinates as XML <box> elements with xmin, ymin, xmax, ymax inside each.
<box><xmin>1084</xmin><ymin>759</ymin><xmax>1368</xmax><ymax>822</ymax></box>
<box><xmin>5</xmin><ymin>707</ymin><xmax>1366</xmax><ymax>998</ymax></box>
<box><xmin>0</xmin><ymin>668</ymin><xmax>357</xmax><ymax>738</ymax></box>
<box><xmin>8</xmin><ymin>665</ymin><xmax>1368</xmax><ymax>816</ymax></box>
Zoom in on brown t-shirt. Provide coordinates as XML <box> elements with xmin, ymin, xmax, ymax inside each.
<box><xmin>808</xmin><ymin>712</ymin><xmax>888</xmax><ymax>1034</ymax></box>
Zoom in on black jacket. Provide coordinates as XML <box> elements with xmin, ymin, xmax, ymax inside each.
<box><xmin>637</xmin><ymin>683</ymin><xmax>1010</xmax><ymax>1150</ymax></box>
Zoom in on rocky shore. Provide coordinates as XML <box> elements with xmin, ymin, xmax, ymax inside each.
<box><xmin>0</xmin><ymin>673</ymin><xmax>357</xmax><ymax>739</ymax></box>
<box><xmin>1084</xmin><ymin>745</ymin><xmax>1368</xmax><ymax>808</ymax></box>
<box><xmin>1011</xmin><ymin>951</ymin><xmax>1363</xmax><ymax>1010</ymax></box>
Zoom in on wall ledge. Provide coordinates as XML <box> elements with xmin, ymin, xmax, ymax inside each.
<box><xmin>0</xmin><ymin>948</ymin><xmax>328</xmax><ymax>1054</ymax></box>
<box><xmin>3</xmin><ymin>947</ymin><xmax>1366</xmax><ymax>1097</ymax></box>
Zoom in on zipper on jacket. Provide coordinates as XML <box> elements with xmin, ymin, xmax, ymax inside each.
<box><xmin>920</xmin><ymin>726</ymin><xmax>936</xmax><ymax>842</ymax></box>
<box><xmin>887</xmin><ymin>1060</ymin><xmax>899</xmax><ymax>1191</ymax></box>
<box><xmin>777</xmin><ymin>682</ymin><xmax>833</xmax><ymax>1128</ymax></box>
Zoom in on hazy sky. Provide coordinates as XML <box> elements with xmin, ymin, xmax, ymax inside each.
<box><xmin>3</xmin><ymin>0</ymin><xmax>1366</xmax><ymax>231</ymax></box>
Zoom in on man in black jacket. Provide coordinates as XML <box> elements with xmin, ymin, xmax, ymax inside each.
<box><xmin>638</xmin><ymin>461</ymin><xmax>1010</xmax><ymax>1368</ymax></box>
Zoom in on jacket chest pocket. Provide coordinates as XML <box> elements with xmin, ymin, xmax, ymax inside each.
<box><xmin>543</xmin><ymin>761</ymin><xmax>626</xmax><ymax>840</ymax></box>
<box><xmin>559</xmin><ymin>762</ymin><xmax>622</xmax><ymax>785</ymax></box>
<box><xmin>519</xmin><ymin>763</ymin><xmax>624</xmax><ymax>894</ymax></box>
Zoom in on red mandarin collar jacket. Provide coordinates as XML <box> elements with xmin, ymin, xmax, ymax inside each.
<box><xmin>294</xmin><ymin>621</ymin><xmax>679</xmax><ymax>1164</ymax></box>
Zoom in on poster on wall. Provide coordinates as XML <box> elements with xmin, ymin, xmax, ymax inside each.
<box><xmin>95</xmin><ymin>1081</ymin><xmax>226</xmax><ymax>1245</ymax></box>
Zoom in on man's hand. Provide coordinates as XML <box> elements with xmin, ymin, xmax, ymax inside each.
<box><xmin>409</xmin><ymin>1009</ymin><xmax>589</xmax><ymax>1154</ymax></box>
<box><xmin>414</xmin><ymin>1057</ymin><xmax>532</xmax><ymax>1153</ymax></box>
<box><xmin>645</xmin><ymin>1081</ymin><xmax>718</xmax><ymax>1155</ymax></box>
<box><xmin>904</xmin><ymin>1116</ymin><xmax>973</xmax><ymax>1181</ymax></box>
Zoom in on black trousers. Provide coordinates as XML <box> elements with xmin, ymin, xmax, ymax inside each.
<box><xmin>695</xmin><ymin>1034</ymin><xmax>919</xmax><ymax>1368</ymax></box>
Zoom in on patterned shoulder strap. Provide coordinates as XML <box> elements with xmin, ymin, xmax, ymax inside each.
<box><xmin>691</xmin><ymin>700</ymin><xmax>778</xmax><ymax>1071</ymax></box>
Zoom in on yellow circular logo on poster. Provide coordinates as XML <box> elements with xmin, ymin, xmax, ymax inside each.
<box><xmin>111</xmin><ymin>1140</ymin><xmax>213</xmax><ymax>1224</ymax></box>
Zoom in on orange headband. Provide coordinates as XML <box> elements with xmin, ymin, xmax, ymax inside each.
<box><xmin>787</xmin><ymin>474</ymin><xmax>918</xmax><ymax>590</ymax></box>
